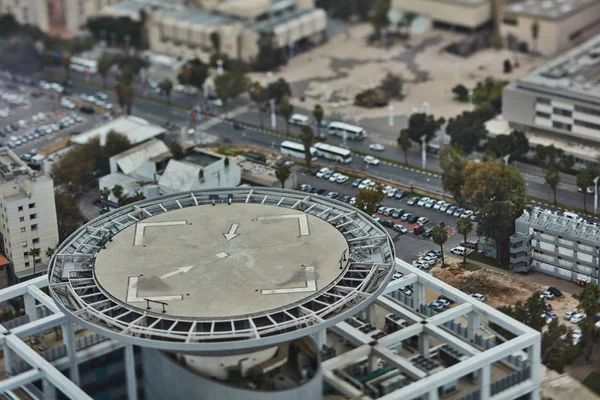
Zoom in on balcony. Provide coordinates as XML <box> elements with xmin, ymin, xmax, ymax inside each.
<box><xmin>511</xmin><ymin>260</ymin><xmax>532</xmax><ymax>273</ymax></box>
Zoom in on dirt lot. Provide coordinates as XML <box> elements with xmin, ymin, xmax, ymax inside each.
<box><xmin>431</xmin><ymin>262</ymin><xmax>579</xmax><ymax>325</ymax></box>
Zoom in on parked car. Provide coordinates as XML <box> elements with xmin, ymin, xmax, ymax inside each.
<box><xmin>427</xmin><ymin>301</ymin><xmax>445</xmax><ymax>312</ymax></box>
<box><xmin>381</xmin><ymin>219</ymin><xmax>394</xmax><ymax>228</ymax></box>
<box><xmin>450</xmin><ymin>246</ymin><xmax>466</xmax><ymax>256</ymax></box>
<box><xmin>422</xmin><ymin>229</ymin><xmax>433</xmax><ymax>238</ymax></box>
<box><xmin>416</xmin><ymin>217</ymin><xmax>429</xmax><ymax>226</ymax></box>
<box><xmin>358</xmin><ymin>179</ymin><xmax>375</xmax><ymax>189</ymax></box>
<box><xmin>351</xmin><ymin>178</ymin><xmax>362</xmax><ymax>187</ymax></box>
<box><xmin>407</xmin><ymin>215</ymin><xmax>419</xmax><ymax>224</ymax></box>
<box><xmin>394</xmin><ymin>190</ymin><xmax>408</xmax><ymax>200</ymax></box>
<box><xmin>570</xmin><ymin>313</ymin><xmax>586</xmax><ymax>324</ymax></box>
<box><xmin>407</xmin><ymin>197</ymin><xmax>419</xmax><ymax>206</ymax></box>
<box><xmin>471</xmin><ymin>293</ymin><xmax>485</xmax><ymax>302</ymax></box>
<box><xmin>417</xmin><ymin>197</ymin><xmax>431</xmax><ymax>207</ymax></box>
<box><xmin>564</xmin><ymin>310</ymin><xmax>578</xmax><ymax>321</ymax></box>
<box><xmin>326</xmin><ymin>191</ymin><xmax>340</xmax><ymax>199</ymax></box>
<box><xmin>400</xmin><ymin>213</ymin><xmax>412</xmax><ymax>222</ymax></box>
<box><xmin>453</xmin><ymin>207</ymin><xmax>465</xmax><ymax>217</ymax></box>
<box><xmin>439</xmin><ymin>203</ymin><xmax>451</xmax><ymax>212</ymax></box>
<box><xmin>446</xmin><ymin>205</ymin><xmax>458</xmax><ymax>215</ymax></box>
<box><xmin>540</xmin><ymin>290</ymin><xmax>555</xmax><ymax>300</ymax></box>
<box><xmin>316</xmin><ymin>167</ymin><xmax>330</xmax><ymax>178</ymax></box>
<box><xmin>433</xmin><ymin>200</ymin><xmax>446</xmax><ymax>210</ymax></box>
<box><xmin>547</xmin><ymin>287</ymin><xmax>562</xmax><ymax>297</ymax></box>
<box><xmin>369</xmin><ymin>143</ymin><xmax>385</xmax><ymax>151</ymax></box>
<box><xmin>393</xmin><ymin>224</ymin><xmax>408</xmax><ymax>234</ymax></box>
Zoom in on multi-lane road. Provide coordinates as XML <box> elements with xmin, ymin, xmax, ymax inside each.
<box><xmin>31</xmin><ymin>73</ymin><xmax>600</xmax><ymax>221</ymax></box>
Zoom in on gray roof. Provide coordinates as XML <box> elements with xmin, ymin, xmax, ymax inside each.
<box><xmin>160</xmin><ymin>7</ymin><xmax>237</xmax><ymax>26</ymax></box>
<box><xmin>513</xmin><ymin>33</ymin><xmax>600</xmax><ymax>103</ymax></box>
<box><xmin>249</xmin><ymin>8</ymin><xmax>314</xmax><ymax>33</ymax></box>
<box><xmin>503</xmin><ymin>0</ymin><xmax>597</xmax><ymax>19</ymax></box>
<box><xmin>516</xmin><ymin>209</ymin><xmax>600</xmax><ymax>244</ymax></box>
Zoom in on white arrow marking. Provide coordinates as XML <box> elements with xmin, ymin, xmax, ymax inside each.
<box><xmin>223</xmin><ymin>223</ymin><xmax>240</xmax><ymax>241</ymax></box>
<box><xmin>160</xmin><ymin>265</ymin><xmax>195</xmax><ymax>280</ymax></box>
<box><xmin>126</xmin><ymin>276</ymin><xmax>183</xmax><ymax>303</ymax></box>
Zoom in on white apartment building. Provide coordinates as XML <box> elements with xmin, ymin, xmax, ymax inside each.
<box><xmin>0</xmin><ymin>149</ymin><xmax>59</xmax><ymax>282</ymax></box>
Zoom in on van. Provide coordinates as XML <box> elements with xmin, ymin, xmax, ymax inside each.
<box><xmin>289</xmin><ymin>114</ymin><xmax>311</xmax><ymax>126</ymax></box>
<box><xmin>563</xmin><ymin>211</ymin><xmax>584</xmax><ymax>222</ymax></box>
<box><xmin>451</xmin><ymin>246</ymin><xmax>466</xmax><ymax>256</ymax></box>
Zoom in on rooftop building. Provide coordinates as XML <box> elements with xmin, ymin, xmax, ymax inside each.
<box><xmin>71</xmin><ymin>115</ymin><xmax>166</xmax><ymax>146</ymax></box>
<box><xmin>0</xmin><ymin>148</ymin><xmax>58</xmax><ymax>284</ymax></box>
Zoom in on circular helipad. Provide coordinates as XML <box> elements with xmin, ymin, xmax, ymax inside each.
<box><xmin>48</xmin><ymin>188</ymin><xmax>395</xmax><ymax>352</ymax></box>
<box><xmin>95</xmin><ymin>203</ymin><xmax>349</xmax><ymax>318</ymax></box>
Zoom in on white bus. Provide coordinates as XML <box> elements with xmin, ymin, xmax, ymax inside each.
<box><xmin>280</xmin><ymin>140</ymin><xmax>317</xmax><ymax>161</ymax></box>
<box><xmin>313</xmin><ymin>142</ymin><xmax>352</xmax><ymax>163</ymax></box>
<box><xmin>69</xmin><ymin>57</ymin><xmax>98</xmax><ymax>75</ymax></box>
<box><xmin>288</xmin><ymin>113</ymin><xmax>311</xmax><ymax>126</ymax></box>
<box><xmin>327</xmin><ymin>122</ymin><xmax>367</xmax><ymax>140</ymax></box>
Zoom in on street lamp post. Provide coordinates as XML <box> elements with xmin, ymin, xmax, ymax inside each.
<box><xmin>270</xmin><ymin>99</ymin><xmax>276</xmax><ymax>129</ymax></box>
<box><xmin>388</xmin><ymin>105</ymin><xmax>394</xmax><ymax>127</ymax></box>
<box><xmin>421</xmin><ymin>136</ymin><xmax>427</xmax><ymax>170</ymax></box>
<box><xmin>422</xmin><ymin>102</ymin><xmax>430</xmax><ymax>115</ymax></box>
<box><xmin>216</xmin><ymin>59</ymin><xmax>224</xmax><ymax>76</ymax></box>
<box><xmin>594</xmin><ymin>176</ymin><xmax>599</xmax><ymax>215</ymax></box>
<box><xmin>468</xmin><ymin>90</ymin><xmax>474</xmax><ymax>111</ymax></box>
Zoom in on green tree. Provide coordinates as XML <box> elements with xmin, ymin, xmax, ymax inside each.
<box><xmin>177</xmin><ymin>62</ymin><xmax>209</xmax><ymax>91</ymax></box>
<box><xmin>542</xmin><ymin>320</ymin><xmax>581</xmax><ymax>373</ymax></box>
<box><xmin>114</xmin><ymin>82</ymin><xmax>134</xmax><ymax>115</ymax></box>
<box><xmin>159</xmin><ymin>78</ymin><xmax>174</xmax><ymax>104</ymax></box>
<box><xmin>462</xmin><ymin>161</ymin><xmax>527</xmax><ymax>262</ymax></box>
<box><xmin>486</xmin><ymin>130</ymin><xmax>529</xmax><ymax>160</ymax></box>
<box><xmin>111</xmin><ymin>184</ymin><xmax>124</xmax><ymax>202</ymax></box>
<box><xmin>119</xmin><ymin>192</ymin><xmax>146</xmax><ymax>206</ymax></box>
<box><xmin>545</xmin><ymin>169</ymin><xmax>560</xmax><ymax>205</ymax></box>
<box><xmin>0</xmin><ymin>14</ymin><xmax>20</xmax><ymax>38</ymax></box>
<box><xmin>313</xmin><ymin>104</ymin><xmax>324</xmax><ymax>138</ymax></box>
<box><xmin>29</xmin><ymin>247</ymin><xmax>40</xmax><ymax>264</ymax></box>
<box><xmin>577</xmin><ymin>167</ymin><xmax>595</xmax><ymax>213</ymax></box>
<box><xmin>99</xmin><ymin>188</ymin><xmax>111</xmax><ymax>201</ymax></box>
<box><xmin>51</xmin><ymin>146</ymin><xmax>96</xmax><ymax>194</ymax></box>
<box><xmin>169</xmin><ymin>141</ymin><xmax>185</xmax><ymax>160</ymax></box>
<box><xmin>456</xmin><ymin>217</ymin><xmax>473</xmax><ymax>264</ymax></box>
<box><xmin>267</xmin><ymin>78</ymin><xmax>292</xmax><ymax>104</ymax></box>
<box><xmin>432</xmin><ymin>225</ymin><xmax>448</xmax><ymax>267</ymax></box>
<box><xmin>45</xmin><ymin>247</ymin><xmax>55</xmax><ymax>259</ymax></box>
<box><xmin>55</xmin><ymin>190</ymin><xmax>87</xmax><ymax>242</ymax></box>
<box><xmin>380</xmin><ymin>73</ymin><xmax>403</xmax><ymax>99</ymax></box>
<box><xmin>300</xmin><ymin>126</ymin><xmax>314</xmax><ymax>171</ymax></box>
<box><xmin>439</xmin><ymin>147</ymin><xmax>468</xmax><ymax>205</ymax></box>
<box><xmin>214</xmin><ymin>70</ymin><xmax>250</xmax><ymax>118</ymax></box>
<box><xmin>280</xmin><ymin>96</ymin><xmax>294</xmax><ymax>134</ymax></box>
<box><xmin>451</xmin><ymin>84</ymin><xmax>469</xmax><ymax>101</ymax></box>
<box><xmin>254</xmin><ymin>32</ymin><xmax>287</xmax><ymax>72</ymax></box>
<box><xmin>355</xmin><ymin>185</ymin><xmax>385</xmax><ymax>215</ymax></box>
<box><xmin>401</xmin><ymin>11</ymin><xmax>417</xmax><ymax>37</ymax></box>
<box><xmin>396</xmin><ymin>129</ymin><xmax>411</xmax><ymax>166</ymax></box>
<box><xmin>370</xmin><ymin>0</ymin><xmax>391</xmax><ymax>36</ymax></box>
<box><xmin>97</xmin><ymin>53</ymin><xmax>113</xmax><ymax>89</ymax></box>
<box><xmin>275</xmin><ymin>164</ymin><xmax>291</xmax><ymax>188</ymax></box>
<box><xmin>209</xmin><ymin>31</ymin><xmax>221</xmax><ymax>55</ymax></box>
<box><xmin>401</xmin><ymin>113</ymin><xmax>445</xmax><ymax>150</ymax></box>
<box><xmin>249</xmin><ymin>81</ymin><xmax>266</xmax><ymax>128</ymax></box>
<box><xmin>446</xmin><ymin>108</ymin><xmax>495</xmax><ymax>155</ymax></box>
<box><xmin>576</xmin><ymin>282</ymin><xmax>600</xmax><ymax>353</ymax></box>
<box><xmin>61</xmin><ymin>52</ymin><xmax>71</xmax><ymax>78</ymax></box>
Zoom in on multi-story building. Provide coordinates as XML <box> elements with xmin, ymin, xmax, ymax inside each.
<box><xmin>511</xmin><ymin>208</ymin><xmax>600</xmax><ymax>285</ymax></box>
<box><xmin>502</xmin><ymin>34</ymin><xmax>600</xmax><ymax>166</ymax></box>
<box><xmin>0</xmin><ymin>148</ymin><xmax>58</xmax><ymax>284</ymax></box>
<box><xmin>390</xmin><ymin>0</ymin><xmax>493</xmax><ymax>32</ymax></box>
<box><xmin>500</xmin><ymin>0</ymin><xmax>600</xmax><ymax>56</ymax></box>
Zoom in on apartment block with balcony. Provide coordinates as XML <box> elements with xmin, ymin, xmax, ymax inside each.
<box><xmin>0</xmin><ymin>149</ymin><xmax>59</xmax><ymax>283</ymax></box>
<box><xmin>511</xmin><ymin>209</ymin><xmax>600</xmax><ymax>284</ymax></box>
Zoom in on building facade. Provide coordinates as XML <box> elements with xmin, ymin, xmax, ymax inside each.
<box><xmin>511</xmin><ymin>209</ymin><xmax>600</xmax><ymax>285</ymax></box>
<box><xmin>0</xmin><ymin>149</ymin><xmax>59</xmax><ymax>282</ymax></box>
<box><xmin>501</xmin><ymin>0</ymin><xmax>600</xmax><ymax>56</ymax></box>
<box><xmin>502</xmin><ymin>34</ymin><xmax>600</xmax><ymax>166</ymax></box>
<box><xmin>390</xmin><ymin>0</ymin><xmax>493</xmax><ymax>31</ymax></box>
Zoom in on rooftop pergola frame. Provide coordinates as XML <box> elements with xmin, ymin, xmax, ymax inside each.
<box><xmin>323</xmin><ymin>259</ymin><xmax>542</xmax><ymax>400</ymax></box>
<box><xmin>48</xmin><ymin>188</ymin><xmax>396</xmax><ymax>353</ymax></box>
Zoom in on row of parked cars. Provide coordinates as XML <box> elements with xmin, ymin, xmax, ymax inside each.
<box><xmin>406</xmin><ymin>196</ymin><xmax>476</xmax><ymax>220</ymax></box>
<box><xmin>411</xmin><ymin>249</ymin><xmax>442</xmax><ymax>270</ymax></box>
<box><xmin>5</xmin><ymin>114</ymin><xmax>82</xmax><ymax>148</ymax></box>
<box><xmin>299</xmin><ymin>184</ymin><xmax>356</xmax><ymax>205</ymax></box>
<box><xmin>314</xmin><ymin>167</ymin><xmax>350</xmax><ymax>184</ymax></box>
<box><xmin>80</xmin><ymin>92</ymin><xmax>113</xmax><ymax>111</ymax></box>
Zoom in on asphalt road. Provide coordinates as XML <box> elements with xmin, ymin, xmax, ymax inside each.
<box><xmin>25</xmin><ymin>74</ymin><xmax>599</xmax><ymax>220</ymax></box>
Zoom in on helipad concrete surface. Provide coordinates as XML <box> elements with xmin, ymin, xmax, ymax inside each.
<box><xmin>95</xmin><ymin>203</ymin><xmax>349</xmax><ymax>318</ymax></box>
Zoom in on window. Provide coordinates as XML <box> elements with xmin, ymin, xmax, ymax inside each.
<box><xmin>28</xmin><ymin>203</ymin><xmax>35</xmax><ymax>209</ymax></box>
<box><xmin>32</xmin><ymin>238</ymin><xmax>39</xmax><ymax>244</ymax></box>
<box><xmin>574</xmin><ymin>105</ymin><xmax>600</xmax><ymax>117</ymax></box>
<box><xmin>23</xmin><ymin>252</ymin><xmax>28</xmax><ymax>257</ymax></box>
<box><xmin>536</xmin><ymin>111</ymin><xmax>550</xmax><ymax>119</ymax></box>
<box><xmin>24</xmin><ymin>262</ymin><xmax>29</xmax><ymax>267</ymax></box>
<box><xmin>574</xmin><ymin>120</ymin><xmax>600</xmax><ymax>131</ymax></box>
<box><xmin>537</xmin><ymin>98</ymin><xmax>551</xmax><ymax>105</ymax></box>
<box><xmin>553</xmin><ymin>108</ymin><xmax>572</xmax><ymax>117</ymax></box>
<box><xmin>21</xmin><ymin>241</ymin><xmax>27</xmax><ymax>247</ymax></box>
<box><xmin>35</xmin><ymin>258</ymin><xmax>41</xmax><ymax>265</ymax></box>
<box><xmin>19</xmin><ymin>217</ymin><xmax>24</xmax><ymax>222</ymax></box>
<box><xmin>20</xmin><ymin>227</ymin><xmax>25</xmax><ymax>233</ymax></box>
<box><xmin>552</xmin><ymin>121</ymin><xmax>572</xmax><ymax>131</ymax></box>
<box><xmin>30</xmin><ymin>224</ymin><xmax>38</xmax><ymax>231</ymax></box>
<box><xmin>18</xmin><ymin>206</ymin><xmax>23</xmax><ymax>212</ymax></box>
<box><xmin>30</xmin><ymin>214</ymin><xmax>37</xmax><ymax>220</ymax></box>
<box><xmin>503</xmin><ymin>16</ymin><xmax>518</xmax><ymax>26</ymax></box>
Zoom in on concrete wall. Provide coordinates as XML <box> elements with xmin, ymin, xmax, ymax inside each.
<box><xmin>391</xmin><ymin>0</ymin><xmax>492</xmax><ymax>29</ymax></box>
<box><xmin>141</xmin><ymin>347</ymin><xmax>323</xmax><ymax>400</ymax></box>
<box><xmin>501</xmin><ymin>2</ymin><xmax>600</xmax><ymax>56</ymax></box>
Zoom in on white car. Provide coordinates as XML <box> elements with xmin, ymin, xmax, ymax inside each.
<box><xmin>450</xmin><ymin>246</ymin><xmax>466</xmax><ymax>256</ymax></box>
<box><xmin>364</xmin><ymin>155</ymin><xmax>380</xmax><ymax>166</ymax></box>
<box><xmin>471</xmin><ymin>293</ymin><xmax>485</xmax><ymax>302</ymax></box>
<box><xmin>329</xmin><ymin>172</ymin><xmax>343</xmax><ymax>182</ymax></box>
<box><xmin>417</xmin><ymin>197</ymin><xmax>431</xmax><ymax>207</ymax></box>
<box><xmin>570</xmin><ymin>313</ymin><xmax>586</xmax><ymax>324</ymax></box>
<box><xmin>316</xmin><ymin>167</ymin><xmax>330</xmax><ymax>178</ymax></box>
<box><xmin>382</xmin><ymin>185</ymin><xmax>394</xmax><ymax>195</ymax></box>
<box><xmin>564</xmin><ymin>310</ymin><xmax>578</xmax><ymax>321</ymax></box>
<box><xmin>336</xmin><ymin>175</ymin><xmax>349</xmax><ymax>184</ymax></box>
<box><xmin>433</xmin><ymin>200</ymin><xmax>446</xmax><ymax>210</ymax></box>
<box><xmin>369</xmin><ymin>143</ymin><xmax>385</xmax><ymax>151</ymax></box>
<box><xmin>539</xmin><ymin>290</ymin><xmax>555</xmax><ymax>300</ymax></box>
<box><xmin>358</xmin><ymin>179</ymin><xmax>375</xmax><ymax>190</ymax></box>
<box><xmin>461</xmin><ymin>210</ymin><xmax>474</xmax><ymax>218</ymax></box>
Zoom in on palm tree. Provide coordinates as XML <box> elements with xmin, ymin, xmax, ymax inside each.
<box><xmin>99</xmin><ymin>188</ymin><xmax>111</xmax><ymax>201</ymax></box>
<box><xmin>160</xmin><ymin>78</ymin><xmax>173</xmax><ymax>104</ymax></box>
<box><xmin>45</xmin><ymin>247</ymin><xmax>54</xmax><ymax>259</ymax></box>
<box><xmin>280</xmin><ymin>97</ymin><xmax>294</xmax><ymax>135</ymax></box>
<box><xmin>112</xmin><ymin>184</ymin><xmax>124</xmax><ymax>203</ymax></box>
<box><xmin>249</xmin><ymin>82</ymin><xmax>266</xmax><ymax>128</ymax></box>
<box><xmin>456</xmin><ymin>217</ymin><xmax>473</xmax><ymax>264</ymax></box>
<box><xmin>545</xmin><ymin>169</ymin><xmax>560</xmax><ymax>205</ymax></box>
<box><xmin>98</xmin><ymin>54</ymin><xmax>113</xmax><ymax>88</ymax></box>
<box><xmin>577</xmin><ymin>168</ymin><xmax>594</xmax><ymax>212</ymax></box>
<box><xmin>313</xmin><ymin>104</ymin><xmax>324</xmax><ymax>138</ymax></box>
<box><xmin>275</xmin><ymin>164</ymin><xmax>291</xmax><ymax>188</ymax></box>
<box><xmin>432</xmin><ymin>225</ymin><xmax>448</xmax><ymax>268</ymax></box>
<box><xmin>397</xmin><ymin>130</ymin><xmax>411</xmax><ymax>165</ymax></box>
<box><xmin>29</xmin><ymin>247</ymin><xmax>41</xmax><ymax>276</ymax></box>
<box><xmin>300</xmin><ymin>126</ymin><xmax>314</xmax><ymax>171</ymax></box>
<box><xmin>61</xmin><ymin>52</ymin><xmax>72</xmax><ymax>78</ymax></box>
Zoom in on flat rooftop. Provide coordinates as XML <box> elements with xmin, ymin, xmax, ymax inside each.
<box><xmin>183</xmin><ymin>151</ymin><xmax>221</xmax><ymax>167</ymax></box>
<box><xmin>513</xmin><ymin>33</ymin><xmax>600</xmax><ymax>100</ymax></box>
<box><xmin>250</xmin><ymin>8</ymin><xmax>318</xmax><ymax>33</ymax></box>
<box><xmin>95</xmin><ymin>203</ymin><xmax>349</xmax><ymax>318</ymax></box>
<box><xmin>503</xmin><ymin>0</ymin><xmax>597</xmax><ymax>19</ymax></box>
<box><xmin>71</xmin><ymin>116</ymin><xmax>165</xmax><ymax>146</ymax></box>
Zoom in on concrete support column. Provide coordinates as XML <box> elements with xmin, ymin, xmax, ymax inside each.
<box><xmin>419</xmin><ymin>332</ymin><xmax>430</xmax><ymax>358</ymax></box>
<box><xmin>414</xmin><ymin>282</ymin><xmax>425</xmax><ymax>312</ymax></box>
<box><xmin>368</xmin><ymin>353</ymin><xmax>379</xmax><ymax>373</ymax></box>
<box><xmin>479</xmin><ymin>363</ymin><xmax>491</xmax><ymax>399</ymax></box>
<box><xmin>62</xmin><ymin>323</ymin><xmax>80</xmax><ymax>386</ymax></box>
<box><xmin>43</xmin><ymin>378</ymin><xmax>57</xmax><ymax>400</ymax></box>
<box><xmin>311</xmin><ymin>329</ymin><xmax>327</xmax><ymax>351</ymax></box>
<box><xmin>125</xmin><ymin>344</ymin><xmax>138</xmax><ymax>400</ymax></box>
<box><xmin>4</xmin><ymin>345</ymin><xmax>14</xmax><ymax>376</ymax></box>
<box><xmin>24</xmin><ymin>293</ymin><xmax>37</xmax><ymax>322</ymax></box>
<box><xmin>467</xmin><ymin>312</ymin><xmax>479</xmax><ymax>342</ymax></box>
<box><xmin>429</xmin><ymin>387</ymin><xmax>440</xmax><ymax>400</ymax></box>
<box><xmin>366</xmin><ymin>303</ymin><xmax>377</xmax><ymax>327</ymax></box>
<box><xmin>529</xmin><ymin>342</ymin><xmax>542</xmax><ymax>399</ymax></box>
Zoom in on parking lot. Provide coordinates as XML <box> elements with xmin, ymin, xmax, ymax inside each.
<box><xmin>296</xmin><ymin>170</ymin><xmax>474</xmax><ymax>263</ymax></box>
